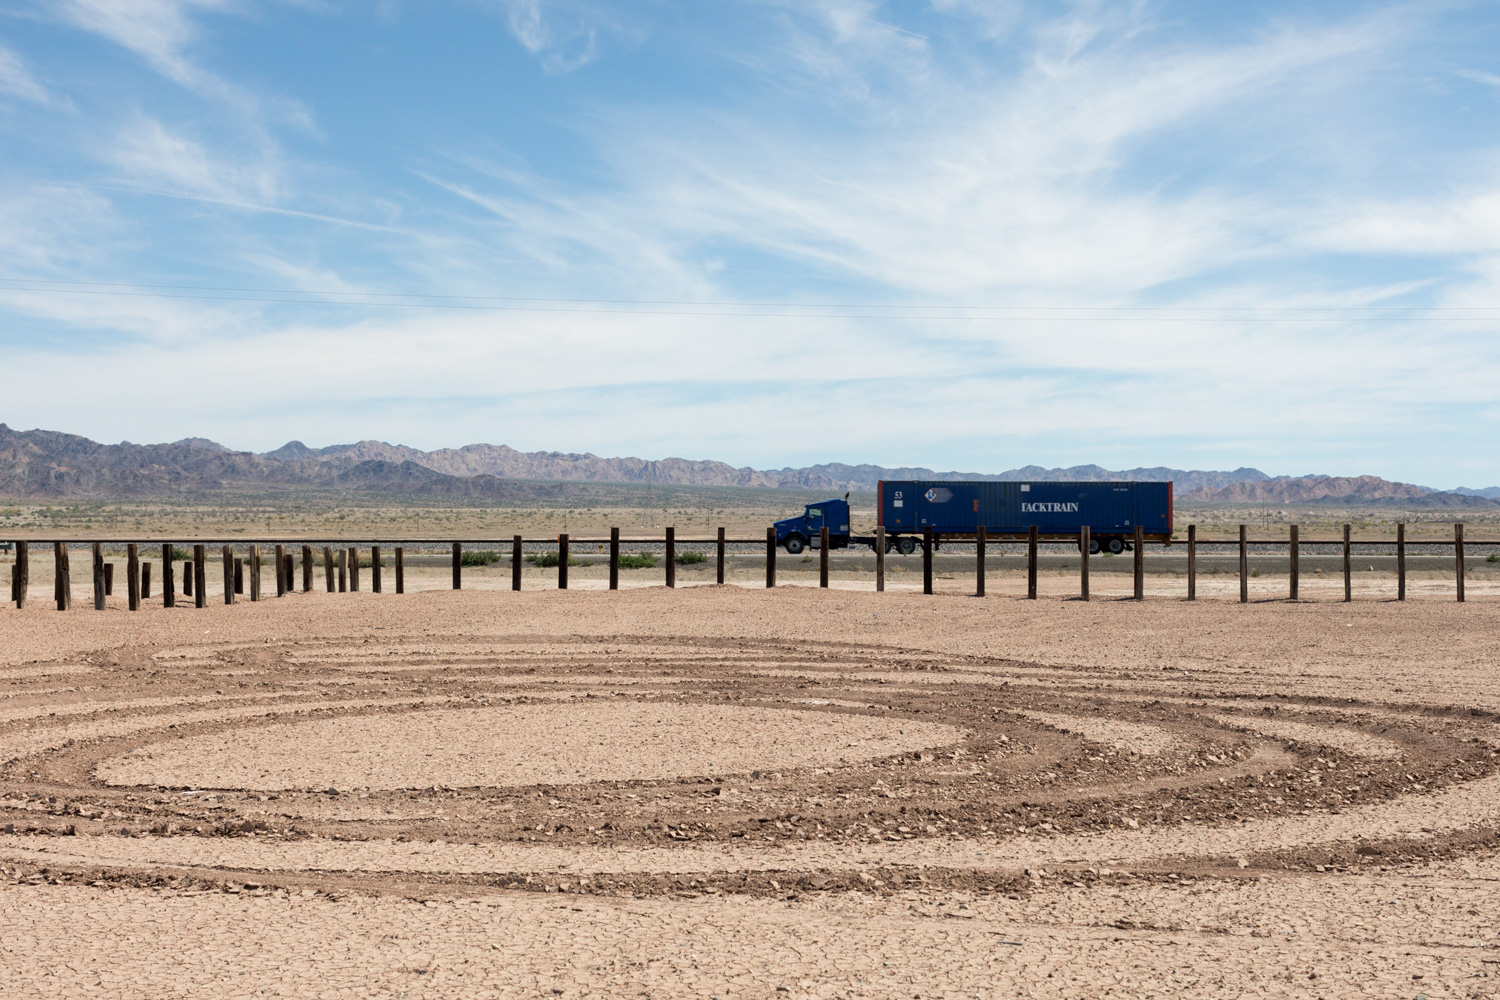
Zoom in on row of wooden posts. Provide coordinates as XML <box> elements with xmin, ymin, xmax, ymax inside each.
<box><xmin>6</xmin><ymin>523</ymin><xmax>1483</xmax><ymax>610</ymax></box>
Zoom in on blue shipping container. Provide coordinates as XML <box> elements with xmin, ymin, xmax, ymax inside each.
<box><xmin>878</xmin><ymin>481</ymin><xmax>1173</xmax><ymax>540</ymax></box>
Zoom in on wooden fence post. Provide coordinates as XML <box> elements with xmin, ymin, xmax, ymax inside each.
<box><xmin>394</xmin><ymin>547</ymin><xmax>404</xmax><ymax>594</ymax></box>
<box><xmin>1395</xmin><ymin>523</ymin><xmax>1405</xmax><ymax>601</ymax></box>
<box><xmin>1456</xmin><ymin>522</ymin><xmax>1465</xmax><ymax>603</ymax></box>
<box><xmin>337</xmin><ymin>549</ymin><xmax>346</xmax><ymax>593</ymax></box>
<box><xmin>284</xmin><ymin>553</ymin><xmax>293</xmax><ymax>594</ymax></box>
<box><xmin>975</xmin><ymin>525</ymin><xmax>986</xmax><ymax>598</ymax></box>
<box><xmin>56</xmin><ymin>542</ymin><xmax>71</xmax><ymax>611</ymax></box>
<box><xmin>371</xmin><ymin>545</ymin><xmax>381</xmax><ymax>593</ymax></box>
<box><xmin>559</xmin><ymin>534</ymin><xmax>569</xmax><ymax>590</ymax></box>
<box><xmin>663</xmin><ymin>527</ymin><xmax>675</xmax><ymax>590</ymax></box>
<box><xmin>451</xmin><ymin>542</ymin><xmax>461</xmax><ymax>590</ymax></box>
<box><xmin>55</xmin><ymin>542</ymin><xmax>71</xmax><ymax>611</ymax></box>
<box><xmin>765</xmin><ymin>527</ymin><xmax>776</xmax><ymax>588</ymax></box>
<box><xmin>127</xmin><ymin>544</ymin><xmax>140</xmax><ymax>611</ymax></box>
<box><xmin>275</xmin><ymin>544</ymin><xmax>286</xmax><ymax>597</ymax></box>
<box><xmin>234</xmin><ymin>559</ymin><xmax>243</xmax><ymax>595</ymax></box>
<box><xmin>103</xmin><ymin>562</ymin><xmax>114</xmax><ymax>597</ymax></box>
<box><xmin>225</xmin><ymin>547</ymin><xmax>238</xmax><ymax>605</ymax></box>
<box><xmin>1342</xmin><ymin>524</ymin><xmax>1351</xmax><ymax>603</ymax></box>
<box><xmin>1239</xmin><ymin>525</ymin><xmax>1248</xmax><ymax>604</ymax></box>
<box><xmin>13</xmin><ymin>540</ymin><xmax>27</xmax><ymax>609</ymax></box>
<box><xmin>1133</xmin><ymin>525</ymin><xmax>1145</xmax><ymax>601</ymax></box>
<box><xmin>1186</xmin><ymin>525</ymin><xmax>1196</xmax><ymax>601</ymax></box>
<box><xmin>875</xmin><ymin>527</ymin><xmax>885</xmax><ymax>593</ymax></box>
<box><xmin>512</xmin><ymin>535</ymin><xmax>523</xmax><ymax>592</ymax></box>
<box><xmin>250</xmin><ymin>545</ymin><xmax>261</xmax><ymax>602</ymax></box>
<box><xmin>924</xmin><ymin>527</ymin><xmax>935</xmax><ymax>596</ymax></box>
<box><xmin>819</xmin><ymin>526</ymin><xmax>829</xmax><ymax>588</ymax></box>
<box><xmin>1289</xmin><ymin>525</ymin><xmax>1299</xmax><ymax>601</ymax></box>
<box><xmin>193</xmin><ymin>545</ymin><xmax>206</xmax><ymax>608</ymax></box>
<box><xmin>92</xmin><ymin>542</ymin><xmax>106</xmax><ymax>610</ymax></box>
<box><xmin>1079</xmin><ymin>527</ymin><xmax>1089</xmax><ymax>602</ymax></box>
<box><xmin>716</xmin><ymin>527</ymin><xmax>726</xmax><ymax>585</ymax></box>
<box><xmin>162</xmin><ymin>544</ymin><xmax>175</xmax><ymax>608</ymax></box>
<box><xmin>302</xmin><ymin>545</ymin><xmax>313</xmax><ymax>593</ymax></box>
<box><xmin>323</xmin><ymin>547</ymin><xmax>335</xmax><ymax>593</ymax></box>
<box><xmin>1026</xmin><ymin>526</ymin><xmax>1037</xmax><ymax>600</ymax></box>
<box><xmin>141</xmin><ymin>560</ymin><xmax>151</xmax><ymax>601</ymax></box>
<box><xmin>348</xmin><ymin>547</ymin><xmax>359</xmax><ymax>593</ymax></box>
<box><xmin>608</xmin><ymin>528</ymin><xmax>619</xmax><ymax>590</ymax></box>
<box><xmin>183</xmin><ymin>559</ymin><xmax>193</xmax><ymax>599</ymax></box>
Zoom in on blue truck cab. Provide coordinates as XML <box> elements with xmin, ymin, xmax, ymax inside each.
<box><xmin>775</xmin><ymin>496</ymin><xmax>851</xmax><ymax>554</ymax></box>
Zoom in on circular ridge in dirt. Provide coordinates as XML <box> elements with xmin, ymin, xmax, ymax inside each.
<box><xmin>96</xmin><ymin>702</ymin><xmax>966</xmax><ymax>791</ymax></box>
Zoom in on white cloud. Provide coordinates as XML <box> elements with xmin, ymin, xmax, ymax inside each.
<box><xmin>0</xmin><ymin>45</ymin><xmax>53</xmax><ymax>104</ymax></box>
<box><xmin>50</xmin><ymin>0</ymin><xmax>230</xmax><ymax>85</ymax></box>
<box><xmin>486</xmin><ymin>0</ymin><xmax>619</xmax><ymax>73</ymax></box>
<box><xmin>107</xmin><ymin>115</ymin><xmax>283</xmax><ymax>204</ymax></box>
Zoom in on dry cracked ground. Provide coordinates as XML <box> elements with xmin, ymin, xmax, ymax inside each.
<box><xmin>1</xmin><ymin>586</ymin><xmax>1498</xmax><ymax>998</ymax></box>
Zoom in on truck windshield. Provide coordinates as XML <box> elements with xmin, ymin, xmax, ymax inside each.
<box><xmin>806</xmin><ymin>508</ymin><xmax>821</xmax><ymax>519</ymax></box>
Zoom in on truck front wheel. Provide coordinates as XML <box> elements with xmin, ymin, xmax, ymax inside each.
<box><xmin>784</xmin><ymin>535</ymin><xmax>806</xmax><ymax>554</ymax></box>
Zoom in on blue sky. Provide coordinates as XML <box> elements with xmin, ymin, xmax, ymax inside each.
<box><xmin>2</xmin><ymin>1</ymin><xmax>1499</xmax><ymax>487</ymax></box>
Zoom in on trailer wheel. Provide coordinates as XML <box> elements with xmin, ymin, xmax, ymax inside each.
<box><xmin>1084</xmin><ymin>537</ymin><xmax>1101</xmax><ymax>555</ymax></box>
<box><xmin>895</xmin><ymin>537</ymin><xmax>917</xmax><ymax>555</ymax></box>
<box><xmin>784</xmin><ymin>535</ymin><xmax>806</xmax><ymax>555</ymax></box>
<box><xmin>1106</xmin><ymin>537</ymin><xmax>1125</xmax><ymax>555</ymax></box>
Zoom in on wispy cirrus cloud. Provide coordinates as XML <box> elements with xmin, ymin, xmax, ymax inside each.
<box><xmin>0</xmin><ymin>44</ymin><xmax>54</xmax><ymax>104</ymax></box>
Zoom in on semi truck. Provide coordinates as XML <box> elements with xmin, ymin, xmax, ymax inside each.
<box><xmin>774</xmin><ymin>480</ymin><xmax>1173</xmax><ymax>555</ymax></box>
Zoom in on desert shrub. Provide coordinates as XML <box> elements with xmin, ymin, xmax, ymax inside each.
<box><xmin>527</xmin><ymin>552</ymin><xmax>588</xmax><ymax>568</ymax></box>
<box><xmin>461</xmin><ymin>550</ymin><xmax>501</xmax><ymax>566</ymax></box>
<box><xmin>675</xmin><ymin>550</ymin><xmax>707</xmax><ymax>565</ymax></box>
<box><xmin>1489</xmin><ymin>553</ymin><xmax>1499</xmax><ymax>563</ymax></box>
<box><xmin>171</xmin><ymin>547</ymin><xmax>193</xmax><ymax>561</ymax></box>
<box><xmin>617</xmin><ymin>553</ymin><xmax>657</xmax><ymax>570</ymax></box>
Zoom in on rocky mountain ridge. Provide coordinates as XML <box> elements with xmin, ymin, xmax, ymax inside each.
<box><xmin>0</xmin><ymin>424</ymin><xmax>1493</xmax><ymax>505</ymax></box>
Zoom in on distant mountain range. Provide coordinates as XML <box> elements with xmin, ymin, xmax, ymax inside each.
<box><xmin>0</xmin><ymin>424</ymin><xmax>1494</xmax><ymax>506</ymax></box>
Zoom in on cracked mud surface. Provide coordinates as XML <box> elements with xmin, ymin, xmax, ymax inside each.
<box><xmin>1</xmin><ymin>587</ymin><xmax>1499</xmax><ymax>997</ymax></box>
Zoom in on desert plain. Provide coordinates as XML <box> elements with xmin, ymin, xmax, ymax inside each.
<box><xmin>1</xmin><ymin>574</ymin><xmax>1498</xmax><ymax>998</ymax></box>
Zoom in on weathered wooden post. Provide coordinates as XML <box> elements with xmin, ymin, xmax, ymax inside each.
<box><xmin>283</xmin><ymin>553</ymin><xmax>293</xmax><ymax>593</ymax></box>
<box><xmin>92</xmin><ymin>548</ymin><xmax>106</xmax><ymax>611</ymax></box>
<box><xmin>1396</xmin><ymin>523</ymin><xmax>1405</xmax><ymax>601</ymax></box>
<box><xmin>394</xmin><ymin>547</ymin><xmax>404</xmax><ymax>594</ymax></box>
<box><xmin>13</xmin><ymin>540</ymin><xmax>27</xmax><ymax>609</ymax></box>
<box><xmin>1289</xmin><ymin>525</ymin><xmax>1299</xmax><ymax>601</ymax></box>
<box><xmin>103</xmin><ymin>561</ymin><xmax>114</xmax><ymax>597</ymax></box>
<box><xmin>183</xmin><ymin>559</ymin><xmax>193</xmax><ymax>599</ymax></box>
<box><xmin>924</xmin><ymin>527</ymin><xmax>935</xmax><ymax>596</ymax></box>
<box><xmin>234</xmin><ymin>559</ymin><xmax>243</xmax><ymax>595</ymax></box>
<box><xmin>716</xmin><ymin>527</ymin><xmax>726</xmax><ymax>585</ymax></box>
<box><xmin>1133</xmin><ymin>525</ymin><xmax>1145</xmax><ymax>601</ymax></box>
<box><xmin>55</xmin><ymin>542</ymin><xmax>71</xmax><ymax>611</ymax></box>
<box><xmin>371</xmin><ymin>545</ymin><xmax>382</xmax><ymax>593</ymax></box>
<box><xmin>56</xmin><ymin>542</ymin><xmax>71</xmax><ymax>611</ymax></box>
<box><xmin>875</xmin><ymin>526</ymin><xmax>885</xmax><ymax>593</ymax></box>
<box><xmin>1079</xmin><ymin>527</ymin><xmax>1089</xmax><ymax>602</ymax></box>
<box><xmin>141</xmin><ymin>560</ymin><xmax>151</xmax><ymax>601</ymax></box>
<box><xmin>975</xmin><ymin>525</ymin><xmax>986</xmax><ymax>598</ymax></box>
<box><xmin>1456</xmin><ymin>522</ymin><xmax>1465</xmax><ymax>603</ymax></box>
<box><xmin>451</xmin><ymin>542</ymin><xmax>461</xmax><ymax>590</ymax></box>
<box><xmin>162</xmin><ymin>544</ymin><xmax>175</xmax><ymax>608</ymax></box>
<box><xmin>1026</xmin><ymin>525</ymin><xmax>1037</xmax><ymax>600</ymax></box>
<box><xmin>1350</xmin><ymin>524</ymin><xmax>1362</xmax><ymax>602</ymax></box>
<box><xmin>193</xmin><ymin>545</ymin><xmax>206</xmax><ymax>608</ymax></box>
<box><xmin>301</xmin><ymin>545</ymin><xmax>313</xmax><ymax>593</ymax></box>
<box><xmin>250</xmin><ymin>545</ymin><xmax>261</xmax><ymax>601</ymax></box>
<box><xmin>323</xmin><ymin>547</ymin><xmax>335</xmax><ymax>593</ymax></box>
<box><xmin>275</xmin><ymin>544</ymin><xmax>286</xmax><ymax>597</ymax></box>
<box><xmin>127</xmin><ymin>544</ymin><xmax>140</xmax><ymax>611</ymax></box>
<box><xmin>558</xmin><ymin>534</ymin><xmax>569</xmax><ymax>590</ymax></box>
<box><xmin>347</xmin><ymin>547</ymin><xmax>358</xmax><ymax>593</ymax></box>
<box><xmin>512</xmin><ymin>536</ymin><xmax>523</xmax><ymax>591</ymax></box>
<box><xmin>608</xmin><ymin>528</ymin><xmax>619</xmax><ymax>590</ymax></box>
<box><xmin>819</xmin><ymin>525</ymin><xmax>829</xmax><ymax>588</ymax></box>
<box><xmin>664</xmin><ymin>527</ymin><xmax>675</xmax><ymax>589</ymax></box>
<box><xmin>337</xmin><ymin>548</ymin><xmax>347</xmax><ymax>593</ymax></box>
<box><xmin>225</xmin><ymin>547</ymin><xmax>237</xmax><ymax>605</ymax></box>
<box><xmin>1239</xmin><ymin>525</ymin><xmax>1249</xmax><ymax>604</ymax></box>
<box><xmin>1186</xmin><ymin>525</ymin><xmax>1196</xmax><ymax>601</ymax></box>
<box><xmin>765</xmin><ymin>527</ymin><xmax>776</xmax><ymax>588</ymax></box>
<box><xmin>92</xmin><ymin>543</ymin><xmax>106</xmax><ymax>610</ymax></box>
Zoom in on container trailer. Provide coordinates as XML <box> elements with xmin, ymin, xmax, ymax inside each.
<box><xmin>773</xmin><ymin>480</ymin><xmax>1173</xmax><ymax>555</ymax></box>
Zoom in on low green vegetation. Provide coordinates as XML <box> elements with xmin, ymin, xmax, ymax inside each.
<box><xmin>675</xmin><ymin>550</ymin><xmax>707</xmax><ymax>565</ymax></box>
<box><xmin>461</xmin><ymin>550</ymin><xmax>502</xmax><ymax>566</ymax></box>
<box><xmin>617</xmin><ymin>553</ymin><xmax>657</xmax><ymax>570</ymax></box>
<box><xmin>526</xmin><ymin>552</ymin><xmax>589</xmax><ymax>568</ymax></box>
